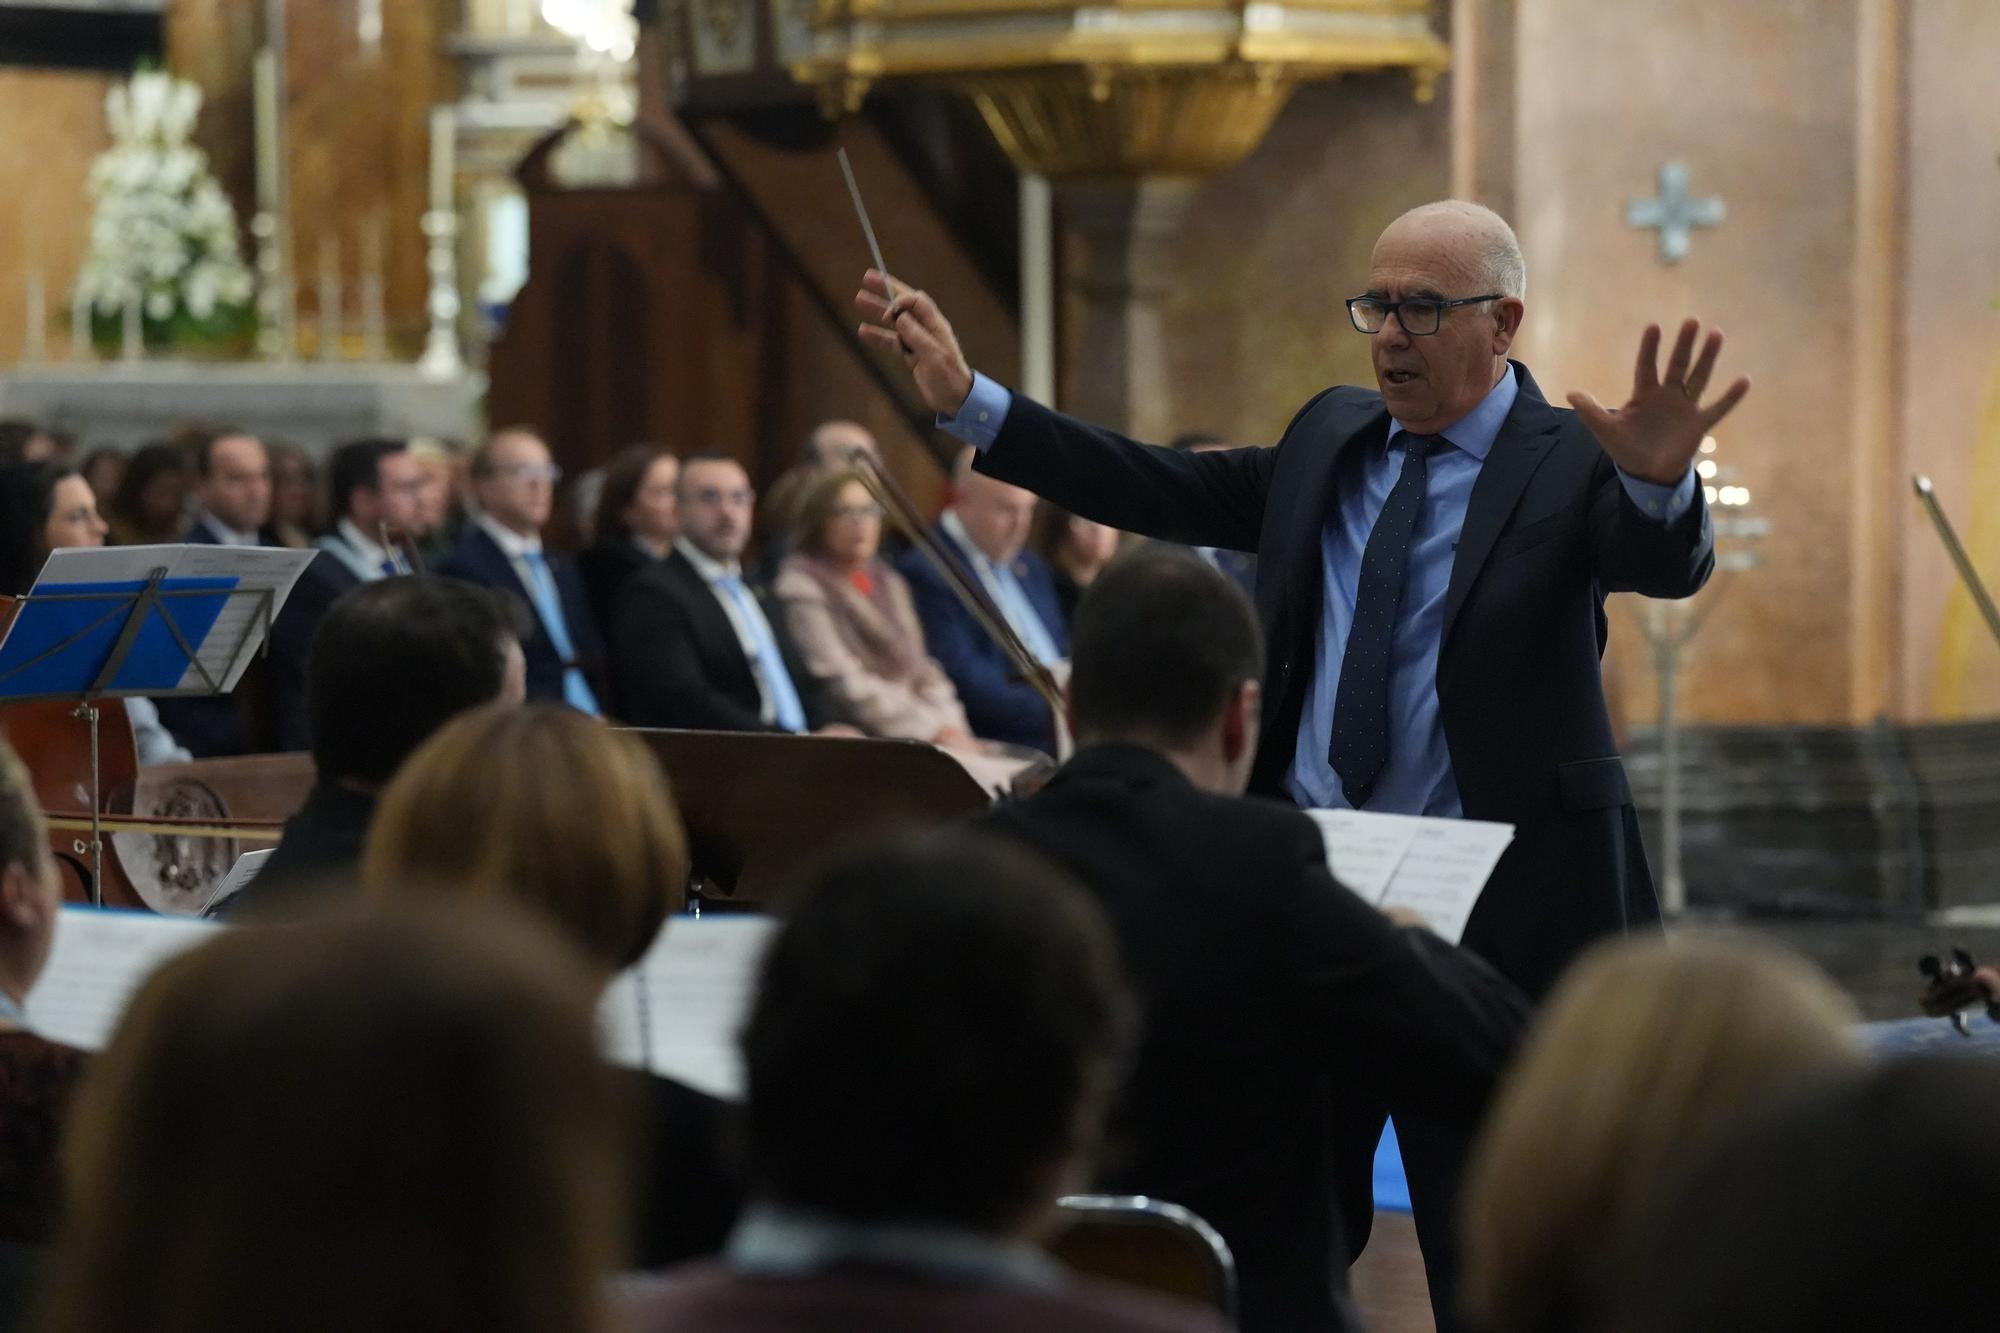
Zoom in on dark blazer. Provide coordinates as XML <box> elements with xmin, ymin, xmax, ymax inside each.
<box><xmin>627</xmin><ymin>1070</ymin><xmax>741</xmax><ymax>1269</ymax></box>
<box><xmin>895</xmin><ymin>525</ymin><xmax>1068</xmax><ymax>750</ymax></box>
<box><xmin>975</xmin><ymin>365</ymin><xmax>1712</xmax><ymax>1000</ymax></box>
<box><xmin>580</xmin><ymin>535</ymin><xmax>658</xmax><ymax>640</ymax></box>
<box><xmin>974</xmin><ymin>744</ymin><xmax>1528</xmax><ymax>1333</ymax></box>
<box><xmin>227</xmin><ymin>781</ymin><xmax>376</xmax><ymax>919</ymax></box>
<box><xmin>610</xmin><ymin>550</ymin><xmax>839</xmax><ymax>732</ymax></box>
<box><xmin>150</xmin><ymin>519</ymin><xmax>285</xmax><ymax>756</ymax></box>
<box><xmin>438</xmin><ymin>525</ymin><xmax>601</xmax><ymax>705</ymax></box>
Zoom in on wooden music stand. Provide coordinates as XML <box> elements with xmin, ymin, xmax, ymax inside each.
<box><xmin>628</xmin><ymin>729</ymin><xmax>994</xmax><ymax>908</ymax></box>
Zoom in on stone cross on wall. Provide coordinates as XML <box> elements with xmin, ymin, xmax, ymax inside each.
<box><xmin>1627</xmin><ymin>161</ymin><xmax>1725</xmax><ymax>264</ymax></box>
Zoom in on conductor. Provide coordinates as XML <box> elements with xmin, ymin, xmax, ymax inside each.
<box><xmin>858</xmin><ymin>200</ymin><xmax>1750</xmax><ymax>1002</ymax></box>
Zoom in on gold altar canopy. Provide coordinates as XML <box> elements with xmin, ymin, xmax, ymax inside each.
<box><xmin>792</xmin><ymin>0</ymin><xmax>1450</xmax><ymax>177</ymax></box>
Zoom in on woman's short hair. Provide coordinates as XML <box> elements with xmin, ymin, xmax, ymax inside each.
<box><xmin>1462</xmin><ymin>932</ymin><xmax>1864</xmax><ymax>1333</ymax></box>
<box><xmin>39</xmin><ymin>903</ymin><xmax>628</xmax><ymax>1333</ymax></box>
<box><xmin>362</xmin><ymin>704</ymin><xmax>687</xmax><ymax>973</ymax></box>
<box><xmin>591</xmin><ymin>444</ymin><xmax>672</xmax><ymax>546</ymax></box>
<box><xmin>788</xmin><ymin>466</ymin><xmax>871</xmax><ymax>561</ymax></box>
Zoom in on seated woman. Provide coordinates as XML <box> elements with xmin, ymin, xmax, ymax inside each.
<box><xmin>1461</xmin><ymin>933</ymin><xmax>1866</xmax><ymax>1333</ymax></box>
<box><xmin>775</xmin><ymin>469</ymin><xmax>973</xmax><ymax>745</ymax></box>
<box><xmin>1031</xmin><ymin>501</ymin><xmax>1120</xmax><ymax>630</ymax></box>
<box><xmin>0</xmin><ymin>739</ymin><xmax>86</xmax><ymax>1247</ymax></box>
<box><xmin>38</xmin><ymin>904</ymin><xmax>629</xmax><ymax>1333</ymax></box>
<box><xmin>579</xmin><ymin>445</ymin><xmax>679</xmax><ymax>636</ymax></box>
<box><xmin>0</xmin><ymin>462</ymin><xmax>188</xmax><ymax>766</ymax></box>
<box><xmin>361</xmin><ymin>703</ymin><xmax>739</xmax><ymax>1268</ymax></box>
<box><xmin>105</xmin><ymin>442</ymin><xmax>190</xmax><ymax>547</ymax></box>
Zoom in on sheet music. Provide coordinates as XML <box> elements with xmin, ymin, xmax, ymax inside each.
<box><xmin>167</xmin><ymin>545</ymin><xmax>317</xmax><ymax>689</ymax></box>
<box><xmin>24</xmin><ymin>907</ymin><xmax>220</xmax><ymax>1050</ymax></box>
<box><xmin>202</xmin><ymin>848</ymin><xmax>272</xmax><ymax>917</ymax></box>
<box><xmin>1306</xmin><ymin>809</ymin><xmax>1427</xmax><ymax>900</ymax></box>
<box><xmin>603</xmin><ymin>915</ymin><xmax>776</xmax><ymax>1100</ymax></box>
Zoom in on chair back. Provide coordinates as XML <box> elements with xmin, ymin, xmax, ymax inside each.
<box><xmin>1047</xmin><ymin>1194</ymin><xmax>1237</xmax><ymax>1322</ymax></box>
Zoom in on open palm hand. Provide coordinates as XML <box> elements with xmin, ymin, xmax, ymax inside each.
<box><xmin>1567</xmin><ymin>320</ymin><xmax>1751</xmax><ymax>485</ymax></box>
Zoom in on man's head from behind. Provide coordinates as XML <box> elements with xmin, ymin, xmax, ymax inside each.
<box><xmin>1069</xmin><ymin>549</ymin><xmax>1264</xmax><ymax>795</ymax></box>
<box><xmin>677</xmin><ymin>453</ymin><xmax>754</xmax><ymax>563</ymax></box>
<box><xmin>193</xmin><ymin>430</ymin><xmax>271</xmax><ymax>535</ymax></box>
<box><xmin>329</xmin><ymin>439</ymin><xmax>428</xmax><ymax>543</ymax></box>
<box><xmin>949</xmin><ymin>451</ymin><xmax>1037</xmax><ymax>566</ymax></box>
<box><xmin>471</xmin><ymin>429</ymin><xmax>557</xmax><ymax>537</ymax></box>
<box><xmin>1362</xmin><ymin>200</ymin><xmax>1527</xmax><ymax>435</ymax></box>
<box><xmin>306</xmin><ymin>576</ymin><xmax>528</xmax><ymax>789</ymax></box>
<box><xmin>742</xmin><ymin>829</ymin><xmax>1131</xmax><ymax>1236</ymax></box>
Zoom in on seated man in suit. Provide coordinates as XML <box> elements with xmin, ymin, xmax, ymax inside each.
<box><xmin>611</xmin><ymin>453</ymin><xmax>848</xmax><ymax>733</ymax></box>
<box><xmin>439</xmin><ymin>428</ymin><xmax>601</xmax><ymax>714</ymax></box>
<box><xmin>262</xmin><ymin>439</ymin><xmax>433</xmax><ymax>750</ymax></box>
<box><xmin>897</xmin><ymin>451</ymin><xmax>1067</xmax><ymax>750</ymax></box>
<box><xmin>973</xmin><ymin>550</ymin><xmax>1529</xmax><ymax>1333</ymax></box>
<box><xmin>626</xmin><ymin>829</ymin><xmax>1226</xmax><ymax>1333</ymax></box>
<box><xmin>228</xmin><ymin>575</ymin><xmax>527</xmax><ymax>918</ymax></box>
<box><xmin>154</xmin><ymin>430</ymin><xmax>279</xmax><ymax>756</ymax></box>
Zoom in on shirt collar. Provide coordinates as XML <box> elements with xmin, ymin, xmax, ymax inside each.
<box><xmin>336</xmin><ymin>518</ymin><xmax>390</xmax><ymax>565</ymax></box>
<box><xmin>1386</xmin><ymin>362</ymin><xmax>1519</xmax><ymax>462</ymax></box>
<box><xmin>198</xmin><ymin>508</ymin><xmax>259</xmax><ymax>546</ymax></box>
<box><xmin>475</xmin><ymin>512</ymin><xmax>542</xmax><ymax>559</ymax></box>
<box><xmin>676</xmin><ymin>536</ymin><xmax>742</xmax><ymax>582</ymax></box>
<box><xmin>726</xmin><ymin>1204</ymin><xmax>1064</xmax><ymax>1290</ymax></box>
<box><xmin>940</xmin><ymin>509</ymin><xmax>1013</xmax><ymax>574</ymax></box>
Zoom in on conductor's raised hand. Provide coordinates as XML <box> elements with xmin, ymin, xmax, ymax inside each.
<box><xmin>1566</xmin><ymin>319</ymin><xmax>1751</xmax><ymax>486</ymax></box>
<box><xmin>856</xmin><ymin>269</ymin><xmax>974</xmax><ymax>417</ymax></box>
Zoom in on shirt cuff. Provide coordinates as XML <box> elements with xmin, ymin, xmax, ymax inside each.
<box><xmin>1617</xmin><ymin>464</ymin><xmax>1697</xmax><ymax>525</ymax></box>
<box><xmin>937</xmin><ymin>371</ymin><xmax>1013</xmax><ymax>452</ymax></box>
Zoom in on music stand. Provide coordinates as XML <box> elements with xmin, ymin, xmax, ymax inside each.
<box><xmin>0</xmin><ymin>551</ymin><xmax>292</xmax><ymax>905</ymax></box>
<box><xmin>628</xmin><ymin>729</ymin><xmax>993</xmax><ymax>908</ymax></box>
<box><xmin>1914</xmin><ymin>474</ymin><xmax>2000</xmax><ymax>651</ymax></box>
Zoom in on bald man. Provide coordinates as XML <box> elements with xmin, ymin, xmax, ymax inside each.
<box><xmin>895</xmin><ymin>449</ymin><xmax>1067</xmax><ymax>749</ymax></box>
<box><xmin>863</xmin><ymin>202</ymin><xmax>1750</xmax><ymax>1327</ymax></box>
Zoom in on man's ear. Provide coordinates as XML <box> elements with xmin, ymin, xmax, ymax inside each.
<box><xmin>1492</xmin><ymin>298</ymin><xmax>1525</xmax><ymax>355</ymax></box>
<box><xmin>1221</xmin><ymin>679</ymin><xmax>1261</xmax><ymax>765</ymax></box>
<box><xmin>0</xmin><ymin>860</ymin><xmax>40</xmax><ymax>931</ymax></box>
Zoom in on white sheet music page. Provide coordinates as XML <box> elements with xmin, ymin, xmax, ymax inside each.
<box><xmin>166</xmin><ymin>545</ymin><xmax>317</xmax><ymax>690</ymax></box>
<box><xmin>616</xmin><ymin>915</ymin><xmax>777</xmax><ymax>1100</ymax></box>
<box><xmin>24</xmin><ymin>907</ymin><xmax>221</xmax><ymax>1050</ymax></box>
<box><xmin>1376</xmin><ymin>818</ymin><xmax>1515</xmax><ymax>945</ymax></box>
<box><xmin>597</xmin><ymin>969</ymin><xmax>648</xmax><ymax>1069</ymax></box>
<box><xmin>1305</xmin><ymin>808</ymin><xmax>1426</xmax><ymax>901</ymax></box>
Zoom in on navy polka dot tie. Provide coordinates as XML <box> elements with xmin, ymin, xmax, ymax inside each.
<box><xmin>1327</xmin><ymin>433</ymin><xmax>1443</xmax><ymax>808</ymax></box>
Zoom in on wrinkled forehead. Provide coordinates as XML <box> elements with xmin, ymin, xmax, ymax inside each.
<box><xmin>1366</xmin><ymin>223</ymin><xmax>1483</xmax><ymax>298</ymax></box>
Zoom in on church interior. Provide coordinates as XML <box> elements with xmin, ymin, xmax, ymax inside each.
<box><xmin>0</xmin><ymin>2</ymin><xmax>1996</xmax><ymax>1331</ymax></box>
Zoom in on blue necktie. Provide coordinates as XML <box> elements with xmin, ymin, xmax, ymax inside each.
<box><xmin>717</xmin><ymin>573</ymin><xmax>808</xmax><ymax>732</ymax></box>
<box><xmin>1327</xmin><ymin>433</ymin><xmax>1442</xmax><ymax>808</ymax></box>
<box><xmin>521</xmin><ymin>549</ymin><xmax>601</xmax><ymax>716</ymax></box>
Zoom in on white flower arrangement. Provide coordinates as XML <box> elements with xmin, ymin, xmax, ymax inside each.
<box><xmin>71</xmin><ymin>69</ymin><xmax>257</xmax><ymax>349</ymax></box>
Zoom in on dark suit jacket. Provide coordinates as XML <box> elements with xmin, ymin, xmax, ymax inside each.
<box><xmin>628</xmin><ymin>1070</ymin><xmax>741</xmax><ymax>1270</ymax></box>
<box><xmin>438</xmin><ymin>525</ymin><xmax>601</xmax><ymax>704</ymax></box>
<box><xmin>259</xmin><ymin>550</ymin><xmax>363</xmax><ymax>753</ymax></box>
<box><xmin>976</xmin><ymin>365</ymin><xmax>1712</xmax><ymax>998</ymax></box>
<box><xmin>974</xmin><ymin>744</ymin><xmax>1527</xmax><ymax>1333</ymax></box>
<box><xmin>580</xmin><ymin>535</ymin><xmax>658</xmax><ymax>641</ymax></box>
<box><xmin>226</xmin><ymin>781</ymin><xmax>376</xmax><ymax>919</ymax></box>
<box><xmin>623</xmin><ymin>1263</ymin><xmax>1228</xmax><ymax>1333</ymax></box>
<box><xmin>610</xmin><ymin>550</ymin><xmax>839</xmax><ymax>732</ymax></box>
<box><xmin>895</xmin><ymin>526</ymin><xmax>1068</xmax><ymax>750</ymax></box>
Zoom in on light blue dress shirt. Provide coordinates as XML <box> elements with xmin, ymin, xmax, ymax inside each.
<box><xmin>940</xmin><ymin>369</ymin><xmax>1694</xmax><ymax>814</ymax></box>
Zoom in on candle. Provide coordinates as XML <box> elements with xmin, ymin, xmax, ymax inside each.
<box><xmin>253</xmin><ymin>49</ymin><xmax>280</xmax><ymax>215</ymax></box>
<box><xmin>360</xmin><ymin>209</ymin><xmax>387</xmax><ymax>360</ymax></box>
<box><xmin>23</xmin><ymin>267</ymin><xmax>45</xmax><ymax>364</ymax></box>
<box><xmin>70</xmin><ymin>280</ymin><xmax>90</xmax><ymax>361</ymax></box>
<box><xmin>429</xmin><ymin>106</ymin><xmax>454</xmax><ymax>217</ymax></box>
<box><xmin>121</xmin><ymin>291</ymin><xmax>141</xmax><ymax>361</ymax></box>
<box><xmin>318</xmin><ymin>233</ymin><xmax>340</xmax><ymax>361</ymax></box>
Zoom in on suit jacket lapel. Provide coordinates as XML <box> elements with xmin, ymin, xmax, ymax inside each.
<box><xmin>1441</xmin><ymin>363</ymin><xmax>1562</xmax><ymax>645</ymax></box>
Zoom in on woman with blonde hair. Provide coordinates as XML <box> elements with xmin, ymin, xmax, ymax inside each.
<box><xmin>361</xmin><ymin>703</ymin><xmax>738</xmax><ymax>1268</ymax></box>
<box><xmin>1461</xmin><ymin>933</ymin><xmax>1865</xmax><ymax>1333</ymax></box>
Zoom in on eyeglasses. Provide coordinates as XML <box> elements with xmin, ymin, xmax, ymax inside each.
<box><xmin>498</xmin><ymin>463</ymin><xmax>562</xmax><ymax>484</ymax></box>
<box><xmin>831</xmin><ymin>503</ymin><xmax>885</xmax><ymax>522</ymax></box>
<box><xmin>1346</xmin><ymin>293</ymin><xmax>1504</xmax><ymax>336</ymax></box>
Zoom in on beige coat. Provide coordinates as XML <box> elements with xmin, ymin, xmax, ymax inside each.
<box><xmin>775</xmin><ymin>555</ymin><xmax>971</xmax><ymax>742</ymax></box>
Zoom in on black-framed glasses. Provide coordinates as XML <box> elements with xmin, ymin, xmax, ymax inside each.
<box><xmin>1345</xmin><ymin>293</ymin><xmax>1503</xmax><ymax>336</ymax></box>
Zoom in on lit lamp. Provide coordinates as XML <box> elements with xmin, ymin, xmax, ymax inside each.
<box><xmin>1642</xmin><ymin>434</ymin><xmax>1767</xmax><ymax>916</ymax></box>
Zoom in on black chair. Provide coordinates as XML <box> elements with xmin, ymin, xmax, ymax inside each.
<box><xmin>1047</xmin><ymin>1194</ymin><xmax>1237</xmax><ymax>1323</ymax></box>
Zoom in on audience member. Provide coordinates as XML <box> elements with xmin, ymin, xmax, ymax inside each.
<box><xmin>266</xmin><ymin>440</ymin><xmax>323</xmax><ymax>548</ymax></box>
<box><xmin>0</xmin><ymin>462</ymin><xmax>188</xmax><ymax>765</ymax></box>
<box><xmin>775</xmin><ymin>468</ymin><xmax>973</xmax><ymax>744</ymax></box>
<box><xmin>441</xmin><ymin>428</ymin><xmax>602</xmax><ymax>714</ymax></box>
<box><xmin>0</xmin><ymin>422</ymin><xmax>63</xmax><ymax>467</ymax></box>
<box><xmin>974</xmin><ymin>549</ymin><xmax>1527</xmax><ymax>1333</ymax></box>
<box><xmin>363</xmin><ymin>703</ymin><xmax>738</xmax><ymax>1267</ymax></box>
<box><xmin>898</xmin><ymin>450</ymin><xmax>1067</xmax><ymax>750</ymax></box>
<box><xmin>756</xmin><ymin>419</ymin><xmax>880</xmax><ymax>579</ymax></box>
<box><xmin>227</xmin><ymin>576</ymin><xmax>527</xmax><ymax>917</ymax></box>
<box><xmin>38</xmin><ymin>904</ymin><xmax>630</xmax><ymax>1333</ymax></box>
<box><xmin>181</xmin><ymin>429</ymin><xmax>274</xmax><ymax>546</ymax></box>
<box><xmin>1461</xmin><ymin>933</ymin><xmax>1863</xmax><ymax>1333</ymax></box>
<box><xmin>106</xmin><ymin>442</ymin><xmax>190</xmax><ymax>546</ymax></box>
<box><xmin>1615</xmin><ymin>1055</ymin><xmax>2000</xmax><ymax>1332</ymax></box>
<box><xmin>76</xmin><ymin>448</ymin><xmax>124</xmax><ymax>507</ymax></box>
<box><xmin>407</xmin><ymin>436</ymin><xmax>469</xmax><ymax>561</ymax></box>
<box><xmin>1165</xmin><ymin>433</ymin><xmax>1256</xmax><ymax>593</ymax></box>
<box><xmin>627</xmin><ymin>829</ymin><xmax>1226</xmax><ymax>1333</ymax></box>
<box><xmin>579</xmin><ymin>444</ymin><xmax>679</xmax><ymax>634</ymax></box>
<box><xmin>1030</xmin><ymin>500</ymin><xmax>1120</xmax><ymax>628</ymax></box>
<box><xmin>0</xmin><ymin>740</ymin><xmax>87</xmax><ymax>1245</ymax></box>
<box><xmin>612</xmin><ymin>453</ymin><xmax>848</xmax><ymax>733</ymax></box>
